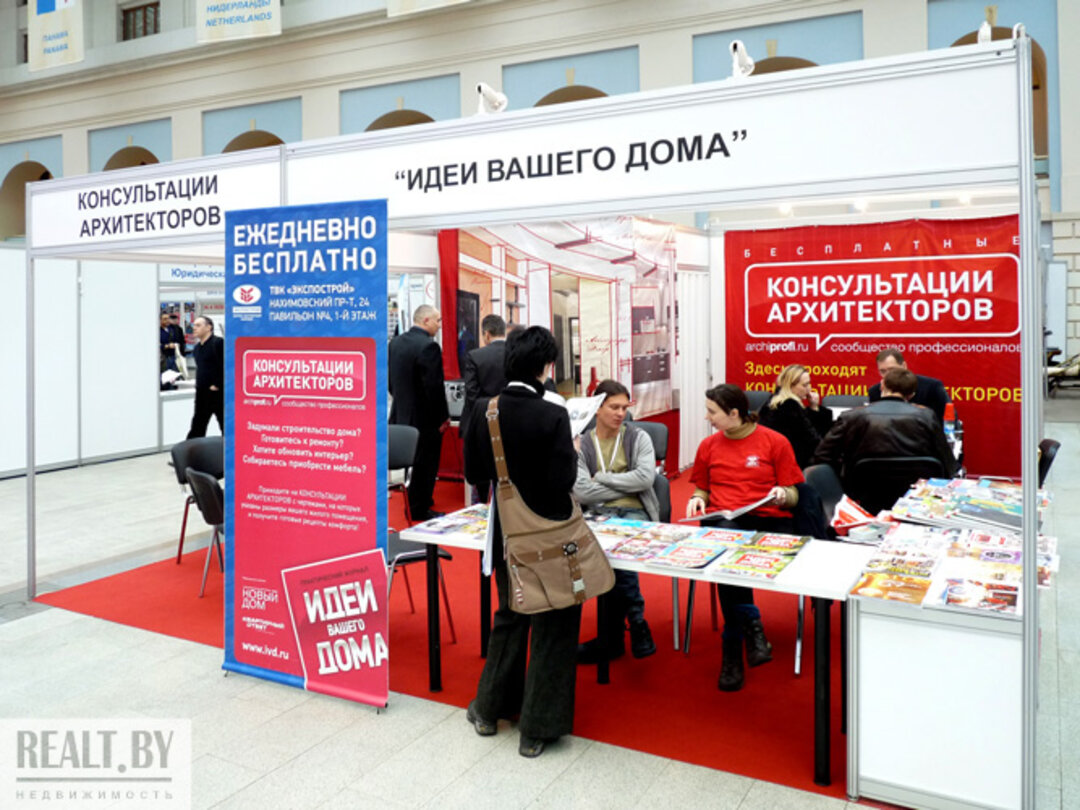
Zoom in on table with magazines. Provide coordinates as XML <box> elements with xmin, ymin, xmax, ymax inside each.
<box><xmin>836</xmin><ymin>476</ymin><xmax>1057</xmax><ymax>809</ymax></box>
<box><xmin>401</xmin><ymin>503</ymin><xmax>875</xmax><ymax>786</ymax></box>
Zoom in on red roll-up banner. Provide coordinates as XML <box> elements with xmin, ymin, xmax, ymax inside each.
<box><xmin>725</xmin><ymin>215</ymin><xmax>1021</xmax><ymax>477</ymax></box>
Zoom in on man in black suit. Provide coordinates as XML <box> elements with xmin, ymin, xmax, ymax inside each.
<box><xmin>462</xmin><ymin>314</ymin><xmax>507</xmax><ymax>502</ymax></box>
<box><xmin>186</xmin><ymin>316</ymin><xmax>224</xmax><ymax>438</ymax></box>
<box><xmin>867</xmin><ymin>347</ymin><xmax>951</xmax><ymax>423</ymax></box>
<box><xmin>389</xmin><ymin>304</ymin><xmax>449</xmax><ymax>521</ymax></box>
<box><xmin>462</xmin><ymin>314</ymin><xmax>507</xmax><ymax>425</ymax></box>
<box><xmin>814</xmin><ymin>368</ymin><xmax>957</xmax><ymax>510</ymax></box>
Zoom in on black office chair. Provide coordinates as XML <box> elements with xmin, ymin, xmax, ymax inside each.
<box><xmin>848</xmin><ymin>456</ymin><xmax>946</xmax><ymax>515</ymax></box>
<box><xmin>386</xmin><ymin>532</ymin><xmax>457</xmax><ymax>644</ymax></box>
<box><xmin>1039</xmin><ymin>439</ymin><xmax>1060</xmax><ymax>487</ymax></box>
<box><xmin>387</xmin><ymin>423</ymin><xmax>456</xmax><ymax>642</ymax></box>
<box><xmin>185</xmin><ymin>467</ymin><xmax>225</xmax><ymax>598</ymax></box>
<box><xmin>631</xmin><ymin>419</ymin><xmax>668</xmax><ymax>467</ymax></box>
<box><xmin>804</xmin><ymin>464</ymin><xmax>845</xmax><ymax>525</ymax></box>
<box><xmin>388</xmin><ymin>425</ymin><xmax>420</xmax><ymax>526</ymax></box>
<box><xmin>821</xmin><ymin>395</ymin><xmax>868</xmax><ymax>409</ymax></box>
<box><xmin>745</xmin><ymin>389</ymin><xmax>772</xmax><ymax>414</ymax></box>
<box><xmin>170</xmin><ymin>437</ymin><xmax>224</xmax><ymax>564</ymax></box>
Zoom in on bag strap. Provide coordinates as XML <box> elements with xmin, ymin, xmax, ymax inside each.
<box><xmin>485</xmin><ymin>397</ymin><xmax>511</xmax><ymax>487</ymax></box>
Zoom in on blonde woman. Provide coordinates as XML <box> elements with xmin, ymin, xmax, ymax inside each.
<box><xmin>757</xmin><ymin>364</ymin><xmax>833</xmax><ymax>468</ymax></box>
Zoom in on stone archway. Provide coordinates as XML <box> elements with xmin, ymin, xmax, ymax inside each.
<box><xmin>223</xmin><ymin>130</ymin><xmax>284</xmax><ymax>153</ymax></box>
<box><xmin>535</xmin><ymin>84</ymin><xmax>607</xmax><ymax>107</ymax></box>
<box><xmin>103</xmin><ymin>146</ymin><xmax>160</xmax><ymax>171</ymax></box>
<box><xmin>365</xmin><ymin>110</ymin><xmax>436</xmax><ymax>131</ymax></box>
<box><xmin>0</xmin><ymin>161</ymin><xmax>53</xmax><ymax>240</ymax></box>
<box><xmin>952</xmin><ymin>28</ymin><xmax>1048</xmax><ymax>158</ymax></box>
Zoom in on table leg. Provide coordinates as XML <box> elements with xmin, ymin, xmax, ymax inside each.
<box><xmin>479</xmin><ymin>559</ymin><xmax>491</xmax><ymax>659</ymax></box>
<box><xmin>596</xmin><ymin>593</ymin><xmax>610</xmax><ymax>685</ymax></box>
<box><xmin>426</xmin><ymin>543</ymin><xmax>442</xmax><ymax>692</ymax></box>
<box><xmin>671</xmin><ymin>579</ymin><xmax>681</xmax><ymax>651</ymax></box>
<box><xmin>840</xmin><ymin>601</ymin><xmax>848</xmax><ymax>735</ymax></box>
<box><xmin>812</xmin><ymin>596</ymin><xmax>831</xmax><ymax>786</ymax></box>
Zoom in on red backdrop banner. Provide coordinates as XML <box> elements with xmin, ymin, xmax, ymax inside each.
<box><xmin>725</xmin><ymin>215</ymin><xmax>1021</xmax><ymax>476</ymax></box>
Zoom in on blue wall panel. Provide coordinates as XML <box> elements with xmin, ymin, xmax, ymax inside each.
<box><xmin>502</xmin><ymin>46</ymin><xmax>639</xmax><ymax>110</ymax></box>
<box><xmin>0</xmin><ymin>136</ymin><xmax>63</xmax><ymax>181</ymax></box>
<box><xmin>340</xmin><ymin>74</ymin><xmax>460</xmax><ymax>134</ymax></box>
<box><xmin>88</xmin><ymin>118</ymin><xmax>172</xmax><ymax>172</ymax></box>
<box><xmin>203</xmin><ymin>98</ymin><xmax>301</xmax><ymax>155</ymax></box>
<box><xmin>693</xmin><ymin>12</ymin><xmax>863</xmax><ymax>82</ymax></box>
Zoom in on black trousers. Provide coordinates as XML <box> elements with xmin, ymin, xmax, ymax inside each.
<box><xmin>473</xmin><ymin>534</ymin><xmax>582</xmax><ymax>740</ymax></box>
<box><xmin>408</xmin><ymin>428</ymin><xmax>444</xmax><ymax>519</ymax></box>
<box><xmin>705</xmin><ymin>514</ymin><xmax>796</xmax><ymax>640</ymax></box>
<box><xmin>187</xmin><ymin>387</ymin><xmax>223</xmax><ymax>439</ymax></box>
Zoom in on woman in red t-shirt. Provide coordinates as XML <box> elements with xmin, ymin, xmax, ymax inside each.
<box><xmin>687</xmin><ymin>383</ymin><xmax>804</xmax><ymax>692</ymax></box>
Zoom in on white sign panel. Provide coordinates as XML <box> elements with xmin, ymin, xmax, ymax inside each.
<box><xmin>196</xmin><ymin>0</ymin><xmax>281</xmax><ymax>42</ymax></box>
<box><xmin>287</xmin><ymin>51</ymin><xmax>1019</xmax><ymax>225</ymax></box>
<box><xmin>28</xmin><ymin>0</ymin><xmax>84</xmax><ymax>71</ymax></box>
<box><xmin>30</xmin><ymin>161</ymin><xmax>280</xmax><ymax>250</ymax></box>
<box><xmin>159</xmin><ymin>264</ymin><xmax>226</xmax><ymax>284</ymax></box>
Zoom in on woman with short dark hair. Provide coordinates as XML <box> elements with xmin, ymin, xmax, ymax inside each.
<box><xmin>687</xmin><ymin>383</ymin><xmax>804</xmax><ymax>691</ymax></box>
<box><xmin>461</xmin><ymin>326</ymin><xmax>581</xmax><ymax>758</ymax></box>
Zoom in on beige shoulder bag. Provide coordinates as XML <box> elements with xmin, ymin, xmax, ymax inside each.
<box><xmin>486</xmin><ymin>396</ymin><xmax>614</xmax><ymax>614</ymax></box>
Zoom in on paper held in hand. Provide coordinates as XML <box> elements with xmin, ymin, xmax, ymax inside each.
<box><xmin>563</xmin><ymin>394</ymin><xmax>607</xmax><ymax>437</ymax></box>
<box><xmin>678</xmin><ymin>492</ymin><xmax>774</xmax><ymax>523</ymax></box>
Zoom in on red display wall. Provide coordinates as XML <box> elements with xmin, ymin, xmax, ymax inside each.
<box><xmin>724</xmin><ymin>216</ymin><xmax>1021</xmax><ymax>476</ymax></box>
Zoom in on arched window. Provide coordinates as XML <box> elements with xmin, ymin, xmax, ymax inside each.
<box><xmin>535</xmin><ymin>84</ymin><xmax>607</xmax><ymax>107</ymax></box>
<box><xmin>0</xmin><ymin>161</ymin><xmax>52</xmax><ymax>240</ymax></box>
<box><xmin>103</xmin><ymin>146</ymin><xmax>159</xmax><ymax>171</ymax></box>
<box><xmin>365</xmin><ymin>110</ymin><xmax>435</xmax><ymax>131</ymax></box>
<box><xmin>222</xmin><ymin>130</ymin><xmax>284</xmax><ymax>153</ymax></box>
<box><xmin>952</xmin><ymin>28</ymin><xmax>1048</xmax><ymax>160</ymax></box>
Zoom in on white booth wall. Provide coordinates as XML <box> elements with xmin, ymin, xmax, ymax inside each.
<box><xmin>1</xmin><ymin>247</ymin><xmax>172</xmax><ymax>477</ymax></box>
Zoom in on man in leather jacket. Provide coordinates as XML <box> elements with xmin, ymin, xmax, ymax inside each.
<box><xmin>812</xmin><ymin>367</ymin><xmax>957</xmax><ymax>495</ymax></box>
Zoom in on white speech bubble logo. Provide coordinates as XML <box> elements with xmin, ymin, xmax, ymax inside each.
<box><xmin>233</xmin><ymin>284</ymin><xmax>262</xmax><ymax>305</ymax></box>
<box><xmin>744</xmin><ymin>253</ymin><xmax>1020</xmax><ymax>350</ymax></box>
<box><xmin>243</xmin><ymin>349</ymin><xmax>367</xmax><ymax>405</ymax></box>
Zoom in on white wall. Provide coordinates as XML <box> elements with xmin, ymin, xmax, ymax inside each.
<box><xmin>78</xmin><ymin>261</ymin><xmax>159</xmax><ymax>460</ymax></box>
<box><xmin>0</xmin><ymin>249</ymin><xmax>81</xmax><ymax>477</ymax></box>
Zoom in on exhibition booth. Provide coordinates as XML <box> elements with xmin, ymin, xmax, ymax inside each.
<box><xmin>15</xmin><ymin>35</ymin><xmax>1044</xmax><ymax>808</ymax></box>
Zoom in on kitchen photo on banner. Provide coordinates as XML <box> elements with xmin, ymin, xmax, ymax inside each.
<box><xmin>725</xmin><ymin>215</ymin><xmax>1020</xmax><ymax>477</ymax></box>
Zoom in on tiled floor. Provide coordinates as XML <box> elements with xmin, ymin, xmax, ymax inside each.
<box><xmin>0</xmin><ymin>419</ymin><xmax>1076</xmax><ymax>808</ymax></box>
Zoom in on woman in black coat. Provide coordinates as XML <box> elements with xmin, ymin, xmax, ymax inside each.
<box><xmin>757</xmin><ymin>364</ymin><xmax>833</xmax><ymax>469</ymax></box>
<box><xmin>461</xmin><ymin>326</ymin><xmax>581</xmax><ymax>758</ymax></box>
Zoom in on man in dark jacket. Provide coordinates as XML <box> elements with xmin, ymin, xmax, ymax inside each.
<box><xmin>462</xmin><ymin>314</ymin><xmax>507</xmax><ymax>425</ymax></box>
<box><xmin>186</xmin><ymin>315</ymin><xmax>224</xmax><ymax>438</ymax></box>
<box><xmin>813</xmin><ymin>368</ymin><xmax>957</xmax><ymax>510</ymax></box>
<box><xmin>867</xmin><ymin>347</ymin><xmax>951</xmax><ymax>423</ymax></box>
<box><xmin>462</xmin><ymin>314</ymin><xmax>507</xmax><ymax>501</ymax></box>
<box><xmin>389</xmin><ymin>305</ymin><xmax>449</xmax><ymax>521</ymax></box>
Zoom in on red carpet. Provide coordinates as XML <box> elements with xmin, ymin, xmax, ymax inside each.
<box><xmin>36</xmin><ymin>474</ymin><xmax>850</xmax><ymax>799</ymax></box>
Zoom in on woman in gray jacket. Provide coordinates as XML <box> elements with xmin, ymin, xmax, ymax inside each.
<box><xmin>573</xmin><ymin>379</ymin><xmax>657</xmax><ymax>662</ymax></box>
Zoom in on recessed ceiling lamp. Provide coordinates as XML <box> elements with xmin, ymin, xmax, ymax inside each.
<box><xmin>852</xmin><ymin>198</ymin><xmax>869</xmax><ymax>212</ymax></box>
<box><xmin>778</xmin><ymin>202</ymin><xmax>793</xmax><ymax>216</ymax></box>
<box><xmin>958</xmin><ymin>193</ymin><xmax>973</xmax><ymax>205</ymax></box>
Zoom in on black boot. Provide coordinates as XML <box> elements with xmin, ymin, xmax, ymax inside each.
<box><xmin>576</xmin><ymin>636</ymin><xmax>625</xmax><ymax>664</ymax></box>
<box><xmin>629</xmin><ymin>619</ymin><xmax>656</xmax><ymax>658</ymax></box>
<box><xmin>743</xmin><ymin>617</ymin><xmax>773</xmax><ymax>667</ymax></box>
<box><xmin>717</xmin><ymin>636</ymin><xmax>745</xmax><ymax>691</ymax></box>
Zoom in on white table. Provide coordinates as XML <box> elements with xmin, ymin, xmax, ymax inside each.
<box><xmin>402</xmin><ymin>511</ymin><xmax>873</xmax><ymax>786</ymax></box>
